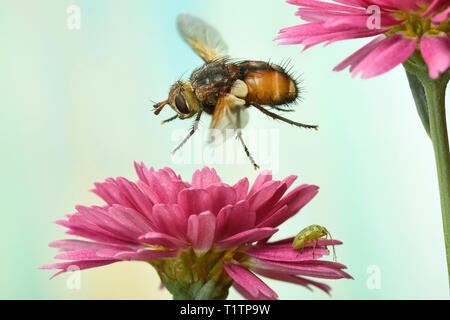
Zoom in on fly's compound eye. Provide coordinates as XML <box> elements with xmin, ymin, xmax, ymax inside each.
<box><xmin>175</xmin><ymin>94</ymin><xmax>190</xmax><ymax>114</ymax></box>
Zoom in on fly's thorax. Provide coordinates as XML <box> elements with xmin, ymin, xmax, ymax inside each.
<box><xmin>168</xmin><ymin>80</ymin><xmax>201</xmax><ymax>119</ymax></box>
<box><xmin>190</xmin><ymin>60</ymin><xmax>240</xmax><ymax>108</ymax></box>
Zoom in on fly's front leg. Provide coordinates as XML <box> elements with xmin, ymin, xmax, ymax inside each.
<box><xmin>172</xmin><ymin>110</ymin><xmax>203</xmax><ymax>154</ymax></box>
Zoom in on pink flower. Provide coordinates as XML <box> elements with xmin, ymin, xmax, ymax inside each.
<box><xmin>40</xmin><ymin>163</ymin><xmax>351</xmax><ymax>300</ymax></box>
<box><xmin>275</xmin><ymin>0</ymin><xmax>450</xmax><ymax>79</ymax></box>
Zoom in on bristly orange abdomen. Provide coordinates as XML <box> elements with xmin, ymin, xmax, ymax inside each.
<box><xmin>238</xmin><ymin>61</ymin><xmax>298</xmax><ymax>106</ymax></box>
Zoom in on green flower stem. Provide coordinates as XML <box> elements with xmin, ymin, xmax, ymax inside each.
<box><xmin>423</xmin><ymin>75</ymin><xmax>450</xmax><ymax>287</ymax></box>
<box><xmin>403</xmin><ymin>56</ymin><xmax>450</xmax><ymax>289</ymax></box>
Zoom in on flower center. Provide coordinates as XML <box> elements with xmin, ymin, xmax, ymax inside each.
<box><xmin>388</xmin><ymin>10</ymin><xmax>449</xmax><ymax>38</ymax></box>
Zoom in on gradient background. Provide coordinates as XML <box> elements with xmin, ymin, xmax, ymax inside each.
<box><xmin>1</xmin><ymin>0</ymin><xmax>449</xmax><ymax>299</ymax></box>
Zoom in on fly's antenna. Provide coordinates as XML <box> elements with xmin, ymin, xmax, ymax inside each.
<box><xmin>154</xmin><ymin>100</ymin><xmax>169</xmax><ymax>115</ymax></box>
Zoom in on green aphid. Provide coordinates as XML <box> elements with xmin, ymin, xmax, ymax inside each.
<box><xmin>292</xmin><ymin>225</ymin><xmax>337</xmax><ymax>261</ymax></box>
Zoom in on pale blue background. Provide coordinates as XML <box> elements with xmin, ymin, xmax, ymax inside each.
<box><xmin>0</xmin><ymin>0</ymin><xmax>449</xmax><ymax>299</ymax></box>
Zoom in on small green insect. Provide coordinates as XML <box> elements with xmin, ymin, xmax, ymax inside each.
<box><xmin>292</xmin><ymin>224</ymin><xmax>337</xmax><ymax>261</ymax></box>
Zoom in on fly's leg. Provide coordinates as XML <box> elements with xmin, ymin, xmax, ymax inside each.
<box><xmin>161</xmin><ymin>115</ymin><xmax>178</xmax><ymax>125</ymax></box>
<box><xmin>172</xmin><ymin>110</ymin><xmax>203</xmax><ymax>154</ymax></box>
<box><xmin>269</xmin><ymin>105</ymin><xmax>295</xmax><ymax>112</ymax></box>
<box><xmin>236</xmin><ymin>109</ymin><xmax>259</xmax><ymax>170</ymax></box>
<box><xmin>252</xmin><ymin>103</ymin><xmax>318</xmax><ymax>130</ymax></box>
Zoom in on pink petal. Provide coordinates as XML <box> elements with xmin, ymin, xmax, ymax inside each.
<box><xmin>324</xmin><ymin>13</ymin><xmax>400</xmax><ymax>28</ymax></box>
<box><xmin>91</xmin><ymin>179</ymin><xmax>134</xmax><ymax>208</ymax></box>
<box><xmin>187</xmin><ymin>211</ymin><xmax>216</xmax><ymax>252</ymax></box>
<box><xmin>253</xmin><ymin>182</ymin><xmax>289</xmax><ymax>224</ymax></box>
<box><xmin>287</xmin><ymin>0</ymin><xmax>366</xmax><ymax>13</ymax></box>
<box><xmin>295</xmin><ymin>7</ymin><xmax>357</xmax><ymax>24</ymax></box>
<box><xmin>177</xmin><ymin>188</ymin><xmax>213</xmax><ymax>216</ymax></box>
<box><xmin>351</xmin><ymin>32</ymin><xmax>418</xmax><ymax>78</ymax></box>
<box><xmin>431</xmin><ymin>6</ymin><xmax>450</xmax><ymax>24</ymax></box>
<box><xmin>215</xmin><ymin>228</ymin><xmax>278</xmax><ymax>250</ymax></box>
<box><xmin>54</xmin><ymin>249</ymin><xmax>120</xmax><ymax>261</ymax></box>
<box><xmin>109</xmin><ymin>205</ymin><xmax>153</xmax><ymax>235</ymax></box>
<box><xmin>40</xmin><ymin>260</ymin><xmax>117</xmax><ymax>279</ymax></box>
<box><xmin>248</xmin><ymin>181</ymin><xmax>281</xmax><ymax>211</ymax></box>
<box><xmin>332</xmin><ymin>0</ymin><xmax>367</xmax><ymax>6</ymax></box>
<box><xmin>139</xmin><ymin>232</ymin><xmax>189</xmax><ymax>249</ymax></box>
<box><xmin>257</xmin><ymin>185</ymin><xmax>319</xmax><ymax>228</ymax></box>
<box><xmin>191</xmin><ymin>167</ymin><xmax>222</xmax><ymax>188</ymax></box>
<box><xmin>49</xmin><ymin>239</ymin><xmax>131</xmax><ymax>252</ymax></box>
<box><xmin>205</xmin><ymin>184</ymin><xmax>237</xmax><ymax>215</ymax></box>
<box><xmin>422</xmin><ymin>0</ymin><xmax>448</xmax><ymax>17</ymax></box>
<box><xmin>281</xmin><ymin>175</ymin><xmax>297</xmax><ymax>190</ymax></box>
<box><xmin>139</xmin><ymin>168</ymin><xmax>187</xmax><ymax>204</ymax></box>
<box><xmin>420</xmin><ymin>33</ymin><xmax>450</xmax><ymax>79</ymax></box>
<box><xmin>151</xmin><ymin>204</ymin><xmax>187</xmax><ymax>239</ymax></box>
<box><xmin>134</xmin><ymin>161</ymin><xmax>149</xmax><ymax>184</ymax></box>
<box><xmin>248</xmin><ymin>171</ymin><xmax>272</xmax><ymax>197</ymax></box>
<box><xmin>245</xmin><ymin>245</ymin><xmax>330</xmax><ymax>262</ymax></box>
<box><xmin>64</xmin><ymin>226</ymin><xmax>138</xmax><ymax>247</ymax></box>
<box><xmin>252</xmin><ymin>268</ymin><xmax>331</xmax><ymax>294</ymax></box>
<box><xmin>114</xmin><ymin>248</ymin><xmax>178</xmax><ymax>261</ymax></box>
<box><xmin>233</xmin><ymin>177</ymin><xmax>249</xmax><ymax>201</ymax></box>
<box><xmin>215</xmin><ymin>201</ymin><xmax>256</xmax><ymax>240</ymax></box>
<box><xmin>333</xmin><ymin>36</ymin><xmax>385</xmax><ymax>71</ymax></box>
<box><xmin>113</xmin><ymin>177</ymin><xmax>154</xmax><ymax>217</ymax></box>
<box><xmin>299</xmin><ymin>28</ymin><xmax>386</xmax><ymax>49</ymax></box>
<box><xmin>251</xmin><ymin>258</ymin><xmax>352</xmax><ymax>279</ymax></box>
<box><xmin>223</xmin><ymin>262</ymin><xmax>278</xmax><ymax>300</ymax></box>
<box><xmin>71</xmin><ymin>206</ymin><xmax>142</xmax><ymax>242</ymax></box>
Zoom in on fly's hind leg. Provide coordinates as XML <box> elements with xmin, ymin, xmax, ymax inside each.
<box><xmin>269</xmin><ymin>105</ymin><xmax>295</xmax><ymax>112</ymax></box>
<box><xmin>252</xmin><ymin>103</ymin><xmax>318</xmax><ymax>130</ymax></box>
<box><xmin>236</xmin><ymin>109</ymin><xmax>259</xmax><ymax>170</ymax></box>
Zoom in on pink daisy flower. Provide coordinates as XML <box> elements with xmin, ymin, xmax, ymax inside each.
<box><xmin>40</xmin><ymin>163</ymin><xmax>352</xmax><ymax>300</ymax></box>
<box><xmin>275</xmin><ymin>0</ymin><xmax>450</xmax><ymax>79</ymax></box>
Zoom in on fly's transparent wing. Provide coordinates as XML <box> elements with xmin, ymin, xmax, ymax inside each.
<box><xmin>209</xmin><ymin>107</ymin><xmax>249</xmax><ymax>145</ymax></box>
<box><xmin>177</xmin><ymin>13</ymin><xmax>228</xmax><ymax>62</ymax></box>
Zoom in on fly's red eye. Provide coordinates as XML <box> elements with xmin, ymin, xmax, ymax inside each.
<box><xmin>175</xmin><ymin>94</ymin><xmax>189</xmax><ymax>114</ymax></box>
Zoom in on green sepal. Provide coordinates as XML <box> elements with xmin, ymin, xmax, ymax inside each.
<box><xmin>162</xmin><ymin>277</ymin><xmax>230</xmax><ymax>300</ymax></box>
<box><xmin>149</xmin><ymin>248</ymin><xmax>234</xmax><ymax>300</ymax></box>
<box><xmin>405</xmin><ymin>70</ymin><xmax>431</xmax><ymax>135</ymax></box>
